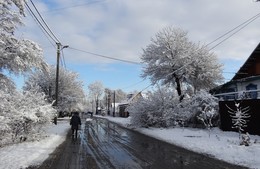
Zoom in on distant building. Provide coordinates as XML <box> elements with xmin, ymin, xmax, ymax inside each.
<box><xmin>117</xmin><ymin>92</ymin><xmax>146</xmax><ymax>117</ymax></box>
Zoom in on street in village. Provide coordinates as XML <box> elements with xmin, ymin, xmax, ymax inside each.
<box><xmin>30</xmin><ymin>115</ymin><xmax>247</xmax><ymax>169</ymax></box>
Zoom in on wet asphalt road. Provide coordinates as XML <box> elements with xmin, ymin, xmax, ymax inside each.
<box><xmin>33</xmin><ymin>116</ymin><xmax>248</xmax><ymax>169</ymax></box>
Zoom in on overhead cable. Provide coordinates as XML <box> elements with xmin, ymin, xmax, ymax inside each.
<box><xmin>29</xmin><ymin>0</ymin><xmax>61</xmax><ymax>43</ymax></box>
<box><xmin>44</xmin><ymin>0</ymin><xmax>106</xmax><ymax>13</ymax></box>
<box><xmin>207</xmin><ymin>12</ymin><xmax>260</xmax><ymax>47</ymax></box>
<box><xmin>207</xmin><ymin>12</ymin><xmax>260</xmax><ymax>50</ymax></box>
<box><xmin>25</xmin><ymin>2</ymin><xmax>57</xmax><ymax>45</ymax></box>
<box><xmin>69</xmin><ymin>47</ymin><xmax>141</xmax><ymax>65</ymax></box>
<box><xmin>121</xmin><ymin>79</ymin><xmax>147</xmax><ymax>90</ymax></box>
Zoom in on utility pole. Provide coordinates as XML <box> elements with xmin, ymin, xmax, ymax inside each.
<box><xmin>55</xmin><ymin>43</ymin><xmax>68</xmax><ymax>109</ymax></box>
<box><xmin>107</xmin><ymin>91</ymin><xmax>111</xmax><ymax>115</ymax></box>
<box><xmin>55</xmin><ymin>43</ymin><xmax>61</xmax><ymax>107</ymax></box>
<box><xmin>113</xmin><ymin>90</ymin><xmax>115</xmax><ymax>117</ymax></box>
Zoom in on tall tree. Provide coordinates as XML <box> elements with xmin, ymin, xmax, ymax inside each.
<box><xmin>115</xmin><ymin>89</ymin><xmax>127</xmax><ymax>102</ymax></box>
<box><xmin>24</xmin><ymin>65</ymin><xmax>85</xmax><ymax>113</ymax></box>
<box><xmin>141</xmin><ymin>26</ymin><xmax>223</xmax><ymax>101</ymax></box>
<box><xmin>88</xmin><ymin>81</ymin><xmax>104</xmax><ymax>115</ymax></box>
<box><xmin>0</xmin><ymin>0</ymin><xmax>47</xmax><ymax>92</ymax></box>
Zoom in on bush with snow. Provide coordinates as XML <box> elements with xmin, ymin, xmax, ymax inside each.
<box><xmin>127</xmin><ymin>87</ymin><xmax>176</xmax><ymax>127</ymax></box>
<box><xmin>128</xmin><ymin>88</ymin><xmax>219</xmax><ymax>128</ymax></box>
<box><xmin>0</xmin><ymin>89</ymin><xmax>56</xmax><ymax>146</ymax></box>
<box><xmin>180</xmin><ymin>90</ymin><xmax>219</xmax><ymax>127</ymax></box>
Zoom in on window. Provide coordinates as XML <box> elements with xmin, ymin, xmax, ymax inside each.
<box><xmin>225</xmin><ymin>88</ymin><xmax>236</xmax><ymax>100</ymax></box>
<box><xmin>246</xmin><ymin>83</ymin><xmax>257</xmax><ymax>99</ymax></box>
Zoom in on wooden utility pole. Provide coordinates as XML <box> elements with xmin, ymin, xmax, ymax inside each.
<box><xmin>55</xmin><ymin>43</ymin><xmax>68</xmax><ymax>109</ymax></box>
<box><xmin>107</xmin><ymin>91</ymin><xmax>111</xmax><ymax>115</ymax></box>
<box><xmin>113</xmin><ymin>90</ymin><xmax>115</xmax><ymax>117</ymax></box>
<box><xmin>55</xmin><ymin>43</ymin><xmax>61</xmax><ymax>107</ymax></box>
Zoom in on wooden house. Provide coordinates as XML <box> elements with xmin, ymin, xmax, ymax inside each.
<box><xmin>211</xmin><ymin>43</ymin><xmax>260</xmax><ymax>135</ymax></box>
<box><xmin>211</xmin><ymin>43</ymin><xmax>260</xmax><ymax>100</ymax></box>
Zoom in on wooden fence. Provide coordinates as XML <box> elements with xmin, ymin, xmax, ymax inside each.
<box><xmin>219</xmin><ymin>99</ymin><xmax>260</xmax><ymax>135</ymax></box>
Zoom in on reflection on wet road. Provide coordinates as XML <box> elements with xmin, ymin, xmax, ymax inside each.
<box><xmin>79</xmin><ymin>117</ymin><xmax>247</xmax><ymax>169</ymax></box>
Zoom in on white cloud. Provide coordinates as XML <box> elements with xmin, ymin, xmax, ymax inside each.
<box><xmin>17</xmin><ymin>0</ymin><xmax>260</xmax><ymax>84</ymax></box>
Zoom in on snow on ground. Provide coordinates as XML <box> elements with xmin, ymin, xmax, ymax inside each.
<box><xmin>103</xmin><ymin>116</ymin><xmax>260</xmax><ymax>169</ymax></box>
<box><xmin>0</xmin><ymin>119</ymin><xmax>70</xmax><ymax>169</ymax></box>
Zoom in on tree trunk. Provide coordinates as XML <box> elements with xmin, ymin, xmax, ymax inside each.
<box><xmin>95</xmin><ymin>98</ymin><xmax>99</xmax><ymax>115</ymax></box>
<box><xmin>175</xmin><ymin>76</ymin><xmax>184</xmax><ymax>102</ymax></box>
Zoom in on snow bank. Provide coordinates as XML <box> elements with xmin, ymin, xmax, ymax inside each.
<box><xmin>0</xmin><ymin>119</ymin><xmax>70</xmax><ymax>169</ymax></box>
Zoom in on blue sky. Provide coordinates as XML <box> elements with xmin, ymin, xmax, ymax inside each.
<box><xmin>13</xmin><ymin>0</ymin><xmax>260</xmax><ymax>93</ymax></box>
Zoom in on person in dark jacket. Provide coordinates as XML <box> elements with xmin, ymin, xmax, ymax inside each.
<box><xmin>70</xmin><ymin>112</ymin><xmax>81</xmax><ymax>140</ymax></box>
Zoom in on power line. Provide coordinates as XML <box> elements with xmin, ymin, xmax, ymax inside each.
<box><xmin>26</xmin><ymin>1</ymin><xmax>68</xmax><ymax>69</ymax></box>
<box><xmin>207</xmin><ymin>12</ymin><xmax>260</xmax><ymax>50</ymax></box>
<box><xmin>121</xmin><ymin>79</ymin><xmax>147</xmax><ymax>90</ymax></box>
<box><xmin>206</xmin><ymin>12</ymin><xmax>260</xmax><ymax>47</ymax></box>
<box><xmin>25</xmin><ymin>2</ymin><xmax>57</xmax><ymax>44</ymax></box>
<box><xmin>68</xmin><ymin>47</ymin><xmax>141</xmax><ymax>65</ymax></box>
<box><xmin>29</xmin><ymin>0</ymin><xmax>61</xmax><ymax>43</ymax></box>
<box><xmin>44</xmin><ymin>0</ymin><xmax>106</xmax><ymax>13</ymax></box>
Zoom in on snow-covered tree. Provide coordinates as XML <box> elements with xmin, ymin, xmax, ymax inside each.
<box><xmin>0</xmin><ymin>0</ymin><xmax>48</xmax><ymax>92</ymax></box>
<box><xmin>0</xmin><ymin>0</ymin><xmax>55</xmax><ymax>147</ymax></box>
<box><xmin>226</xmin><ymin>102</ymin><xmax>251</xmax><ymax>139</ymax></box>
<box><xmin>88</xmin><ymin>81</ymin><xmax>104</xmax><ymax>114</ymax></box>
<box><xmin>141</xmin><ymin>26</ymin><xmax>223</xmax><ymax>101</ymax></box>
<box><xmin>187</xmin><ymin>45</ymin><xmax>223</xmax><ymax>93</ymax></box>
<box><xmin>23</xmin><ymin>65</ymin><xmax>85</xmax><ymax>114</ymax></box>
<box><xmin>115</xmin><ymin>89</ymin><xmax>127</xmax><ymax>102</ymax></box>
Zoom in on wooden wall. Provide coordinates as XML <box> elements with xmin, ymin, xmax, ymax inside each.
<box><xmin>219</xmin><ymin>99</ymin><xmax>260</xmax><ymax>135</ymax></box>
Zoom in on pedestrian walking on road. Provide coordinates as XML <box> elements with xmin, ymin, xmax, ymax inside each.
<box><xmin>70</xmin><ymin>111</ymin><xmax>81</xmax><ymax>140</ymax></box>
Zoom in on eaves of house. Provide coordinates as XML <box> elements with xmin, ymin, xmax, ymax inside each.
<box><xmin>232</xmin><ymin>43</ymin><xmax>260</xmax><ymax>80</ymax></box>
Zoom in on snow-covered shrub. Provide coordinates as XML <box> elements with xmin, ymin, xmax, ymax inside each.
<box><xmin>0</xmin><ymin>89</ymin><xmax>56</xmax><ymax>146</ymax></box>
<box><xmin>197</xmin><ymin>106</ymin><xmax>214</xmax><ymax>126</ymax></box>
<box><xmin>177</xmin><ymin>90</ymin><xmax>219</xmax><ymax>128</ymax></box>
<box><xmin>127</xmin><ymin>87</ymin><xmax>178</xmax><ymax>128</ymax></box>
<box><xmin>240</xmin><ymin>132</ymin><xmax>250</xmax><ymax>146</ymax></box>
<box><xmin>127</xmin><ymin>88</ymin><xmax>219</xmax><ymax>129</ymax></box>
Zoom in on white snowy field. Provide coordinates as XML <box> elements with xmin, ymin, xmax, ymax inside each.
<box><xmin>0</xmin><ymin>119</ymin><xmax>70</xmax><ymax>169</ymax></box>
<box><xmin>0</xmin><ymin>116</ymin><xmax>259</xmax><ymax>169</ymax></box>
<box><xmin>103</xmin><ymin>116</ymin><xmax>260</xmax><ymax>169</ymax></box>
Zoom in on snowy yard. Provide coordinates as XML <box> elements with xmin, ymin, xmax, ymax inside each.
<box><xmin>0</xmin><ymin>116</ymin><xmax>259</xmax><ymax>169</ymax></box>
